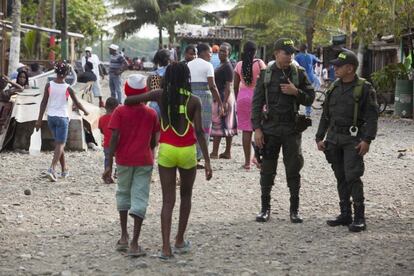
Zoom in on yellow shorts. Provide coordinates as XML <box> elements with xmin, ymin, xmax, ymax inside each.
<box><xmin>158</xmin><ymin>143</ymin><xmax>197</xmax><ymax>169</ymax></box>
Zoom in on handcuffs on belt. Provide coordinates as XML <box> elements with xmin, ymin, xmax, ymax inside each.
<box><xmin>349</xmin><ymin>126</ymin><xmax>358</xmax><ymax>137</ymax></box>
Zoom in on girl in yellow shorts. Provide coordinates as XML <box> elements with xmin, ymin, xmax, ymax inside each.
<box><xmin>124</xmin><ymin>62</ymin><xmax>212</xmax><ymax>259</ymax></box>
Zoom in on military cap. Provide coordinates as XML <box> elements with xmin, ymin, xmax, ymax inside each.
<box><xmin>330</xmin><ymin>50</ymin><xmax>359</xmax><ymax>67</ymax></box>
<box><xmin>274</xmin><ymin>38</ymin><xmax>298</xmax><ymax>54</ymax></box>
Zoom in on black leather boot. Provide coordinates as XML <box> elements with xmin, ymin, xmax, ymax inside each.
<box><xmin>349</xmin><ymin>202</ymin><xmax>366</xmax><ymax>232</ymax></box>
<box><xmin>289</xmin><ymin>196</ymin><xmax>303</xmax><ymax>223</ymax></box>
<box><xmin>327</xmin><ymin>201</ymin><xmax>353</xmax><ymax>226</ymax></box>
<box><xmin>256</xmin><ymin>208</ymin><xmax>271</xmax><ymax>222</ymax></box>
<box><xmin>256</xmin><ymin>186</ymin><xmax>271</xmax><ymax>222</ymax></box>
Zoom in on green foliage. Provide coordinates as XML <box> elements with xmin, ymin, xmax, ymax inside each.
<box><xmin>20</xmin><ymin>0</ymin><xmax>107</xmax><ymax>42</ymax></box>
<box><xmin>21</xmin><ymin>0</ymin><xmax>38</xmax><ymax>24</ymax></box>
<box><xmin>229</xmin><ymin>0</ymin><xmax>338</xmax><ymax>50</ymax></box>
<box><xmin>111</xmin><ymin>0</ymin><xmax>209</xmax><ymax>41</ymax></box>
<box><xmin>21</xmin><ymin>30</ymin><xmax>36</xmax><ymax>58</ymax></box>
<box><xmin>371</xmin><ymin>63</ymin><xmax>410</xmax><ymax>92</ymax></box>
<box><xmin>231</xmin><ymin>0</ymin><xmax>414</xmax><ymax>51</ymax></box>
<box><xmin>62</xmin><ymin>0</ymin><xmax>107</xmax><ymax>42</ymax></box>
<box><xmin>159</xmin><ymin>5</ymin><xmax>207</xmax><ymax>41</ymax></box>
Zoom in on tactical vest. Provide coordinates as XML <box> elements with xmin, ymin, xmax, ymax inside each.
<box><xmin>325</xmin><ymin>77</ymin><xmax>366</xmax><ymax>136</ymax></box>
<box><xmin>263</xmin><ymin>63</ymin><xmax>299</xmax><ymax>114</ymax></box>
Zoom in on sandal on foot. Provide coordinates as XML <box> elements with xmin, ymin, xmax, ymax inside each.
<box><xmin>158</xmin><ymin>252</ymin><xmax>174</xmax><ymax>261</ymax></box>
<box><xmin>241</xmin><ymin>164</ymin><xmax>251</xmax><ymax>170</ymax></box>
<box><xmin>116</xmin><ymin>240</ymin><xmax>129</xmax><ymax>252</ymax></box>
<box><xmin>210</xmin><ymin>153</ymin><xmax>219</xmax><ymax>159</ymax></box>
<box><xmin>173</xmin><ymin>240</ymin><xmax>191</xmax><ymax>254</ymax></box>
<box><xmin>219</xmin><ymin>153</ymin><xmax>231</xmax><ymax>159</ymax></box>
<box><xmin>127</xmin><ymin>246</ymin><xmax>146</xmax><ymax>257</ymax></box>
<box><xmin>252</xmin><ymin>158</ymin><xmax>261</xmax><ymax>169</ymax></box>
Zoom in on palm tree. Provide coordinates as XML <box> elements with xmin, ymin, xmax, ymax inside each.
<box><xmin>111</xmin><ymin>0</ymin><xmax>209</xmax><ymax>47</ymax></box>
<box><xmin>8</xmin><ymin>0</ymin><xmax>21</xmax><ymax>76</ymax></box>
<box><xmin>230</xmin><ymin>0</ymin><xmax>336</xmax><ymax>51</ymax></box>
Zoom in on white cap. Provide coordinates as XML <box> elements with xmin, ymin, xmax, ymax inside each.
<box><xmin>18</xmin><ymin>62</ymin><xmax>25</xmax><ymax>68</ymax></box>
<box><xmin>109</xmin><ymin>44</ymin><xmax>119</xmax><ymax>51</ymax></box>
<box><xmin>85</xmin><ymin>46</ymin><xmax>92</xmax><ymax>52</ymax></box>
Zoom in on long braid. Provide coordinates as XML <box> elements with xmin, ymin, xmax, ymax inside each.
<box><xmin>241</xmin><ymin>41</ymin><xmax>257</xmax><ymax>86</ymax></box>
<box><xmin>161</xmin><ymin>62</ymin><xmax>192</xmax><ymax>128</ymax></box>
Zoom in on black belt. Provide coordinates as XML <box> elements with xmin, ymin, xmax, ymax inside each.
<box><xmin>330</xmin><ymin>125</ymin><xmax>359</xmax><ymax>135</ymax></box>
<box><xmin>268</xmin><ymin>113</ymin><xmax>295</xmax><ymax>122</ymax></box>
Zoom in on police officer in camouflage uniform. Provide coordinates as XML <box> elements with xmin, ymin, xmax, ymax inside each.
<box><xmin>316</xmin><ymin>50</ymin><xmax>378</xmax><ymax>232</ymax></box>
<box><xmin>252</xmin><ymin>38</ymin><xmax>315</xmax><ymax>223</ymax></box>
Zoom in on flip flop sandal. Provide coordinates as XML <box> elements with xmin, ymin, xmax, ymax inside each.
<box><xmin>127</xmin><ymin>246</ymin><xmax>146</xmax><ymax>257</ymax></box>
<box><xmin>116</xmin><ymin>240</ymin><xmax>129</xmax><ymax>252</ymax></box>
<box><xmin>219</xmin><ymin>153</ymin><xmax>231</xmax><ymax>159</ymax></box>
<box><xmin>241</xmin><ymin>164</ymin><xmax>251</xmax><ymax>170</ymax></box>
<box><xmin>173</xmin><ymin>240</ymin><xmax>191</xmax><ymax>254</ymax></box>
<box><xmin>210</xmin><ymin>153</ymin><xmax>219</xmax><ymax>159</ymax></box>
<box><xmin>158</xmin><ymin>252</ymin><xmax>174</xmax><ymax>261</ymax></box>
<box><xmin>251</xmin><ymin>158</ymin><xmax>262</xmax><ymax>169</ymax></box>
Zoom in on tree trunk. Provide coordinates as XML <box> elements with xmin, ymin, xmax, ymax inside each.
<box><xmin>158</xmin><ymin>26</ymin><xmax>163</xmax><ymax>49</ymax></box>
<box><xmin>168</xmin><ymin>28</ymin><xmax>174</xmax><ymax>44</ymax></box>
<box><xmin>356</xmin><ymin>41</ymin><xmax>364</xmax><ymax>76</ymax></box>
<box><xmin>346</xmin><ymin>20</ymin><xmax>352</xmax><ymax>49</ymax></box>
<box><xmin>305</xmin><ymin>0</ymin><xmax>317</xmax><ymax>52</ymax></box>
<box><xmin>8</xmin><ymin>0</ymin><xmax>21</xmax><ymax>76</ymax></box>
<box><xmin>34</xmin><ymin>0</ymin><xmax>46</xmax><ymax>59</ymax></box>
<box><xmin>305</xmin><ymin>25</ymin><xmax>314</xmax><ymax>52</ymax></box>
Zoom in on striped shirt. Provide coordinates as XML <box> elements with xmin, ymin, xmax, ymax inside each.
<box><xmin>109</xmin><ymin>53</ymin><xmax>127</xmax><ymax>75</ymax></box>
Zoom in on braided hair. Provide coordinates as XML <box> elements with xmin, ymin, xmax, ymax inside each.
<box><xmin>54</xmin><ymin>60</ymin><xmax>70</xmax><ymax>77</ymax></box>
<box><xmin>241</xmin><ymin>41</ymin><xmax>257</xmax><ymax>86</ymax></box>
<box><xmin>161</xmin><ymin>62</ymin><xmax>192</xmax><ymax>128</ymax></box>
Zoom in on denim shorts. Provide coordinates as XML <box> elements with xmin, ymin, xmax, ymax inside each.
<box><xmin>116</xmin><ymin>165</ymin><xmax>153</xmax><ymax>219</ymax></box>
<box><xmin>47</xmin><ymin>116</ymin><xmax>69</xmax><ymax>143</ymax></box>
<box><xmin>104</xmin><ymin>147</ymin><xmax>110</xmax><ymax>169</ymax></box>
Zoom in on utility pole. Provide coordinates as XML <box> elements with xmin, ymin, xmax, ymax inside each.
<box><xmin>0</xmin><ymin>0</ymin><xmax>6</xmax><ymax>74</ymax></box>
<box><xmin>61</xmin><ymin>0</ymin><xmax>68</xmax><ymax>60</ymax></box>
<box><xmin>100</xmin><ymin>32</ymin><xmax>103</xmax><ymax>61</ymax></box>
<box><xmin>49</xmin><ymin>0</ymin><xmax>56</xmax><ymax>62</ymax></box>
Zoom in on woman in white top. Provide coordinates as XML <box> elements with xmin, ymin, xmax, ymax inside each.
<box><xmin>36</xmin><ymin>61</ymin><xmax>89</xmax><ymax>182</ymax></box>
<box><xmin>187</xmin><ymin>43</ymin><xmax>223</xmax><ymax>168</ymax></box>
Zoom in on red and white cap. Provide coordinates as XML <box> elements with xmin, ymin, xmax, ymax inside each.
<box><xmin>124</xmin><ymin>74</ymin><xmax>148</xmax><ymax>96</ymax></box>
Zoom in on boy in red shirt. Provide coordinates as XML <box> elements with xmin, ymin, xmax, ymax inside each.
<box><xmin>103</xmin><ymin>74</ymin><xmax>159</xmax><ymax>257</ymax></box>
<box><xmin>99</xmin><ymin>97</ymin><xmax>119</xmax><ymax>183</ymax></box>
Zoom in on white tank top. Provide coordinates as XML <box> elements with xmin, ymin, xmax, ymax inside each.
<box><xmin>47</xmin><ymin>81</ymin><xmax>70</xmax><ymax>118</ymax></box>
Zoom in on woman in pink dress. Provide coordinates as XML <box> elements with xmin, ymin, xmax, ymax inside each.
<box><xmin>234</xmin><ymin>41</ymin><xmax>266</xmax><ymax>169</ymax></box>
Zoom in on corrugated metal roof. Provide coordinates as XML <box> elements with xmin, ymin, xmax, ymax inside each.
<box><xmin>176</xmin><ymin>25</ymin><xmax>244</xmax><ymax>41</ymax></box>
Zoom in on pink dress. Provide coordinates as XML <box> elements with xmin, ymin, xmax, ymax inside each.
<box><xmin>234</xmin><ymin>59</ymin><xmax>266</xmax><ymax>131</ymax></box>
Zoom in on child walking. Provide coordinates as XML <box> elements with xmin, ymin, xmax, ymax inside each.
<box><xmin>98</xmin><ymin>97</ymin><xmax>119</xmax><ymax>184</ymax></box>
<box><xmin>124</xmin><ymin>63</ymin><xmax>212</xmax><ymax>259</ymax></box>
<box><xmin>103</xmin><ymin>74</ymin><xmax>159</xmax><ymax>257</ymax></box>
<box><xmin>36</xmin><ymin>61</ymin><xmax>89</xmax><ymax>182</ymax></box>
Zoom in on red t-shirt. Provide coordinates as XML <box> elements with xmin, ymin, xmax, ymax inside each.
<box><xmin>98</xmin><ymin>113</ymin><xmax>112</xmax><ymax>148</ymax></box>
<box><xmin>109</xmin><ymin>104</ymin><xmax>159</xmax><ymax>166</ymax></box>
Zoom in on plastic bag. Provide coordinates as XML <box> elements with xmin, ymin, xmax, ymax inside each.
<box><xmin>29</xmin><ymin>129</ymin><xmax>42</xmax><ymax>156</ymax></box>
